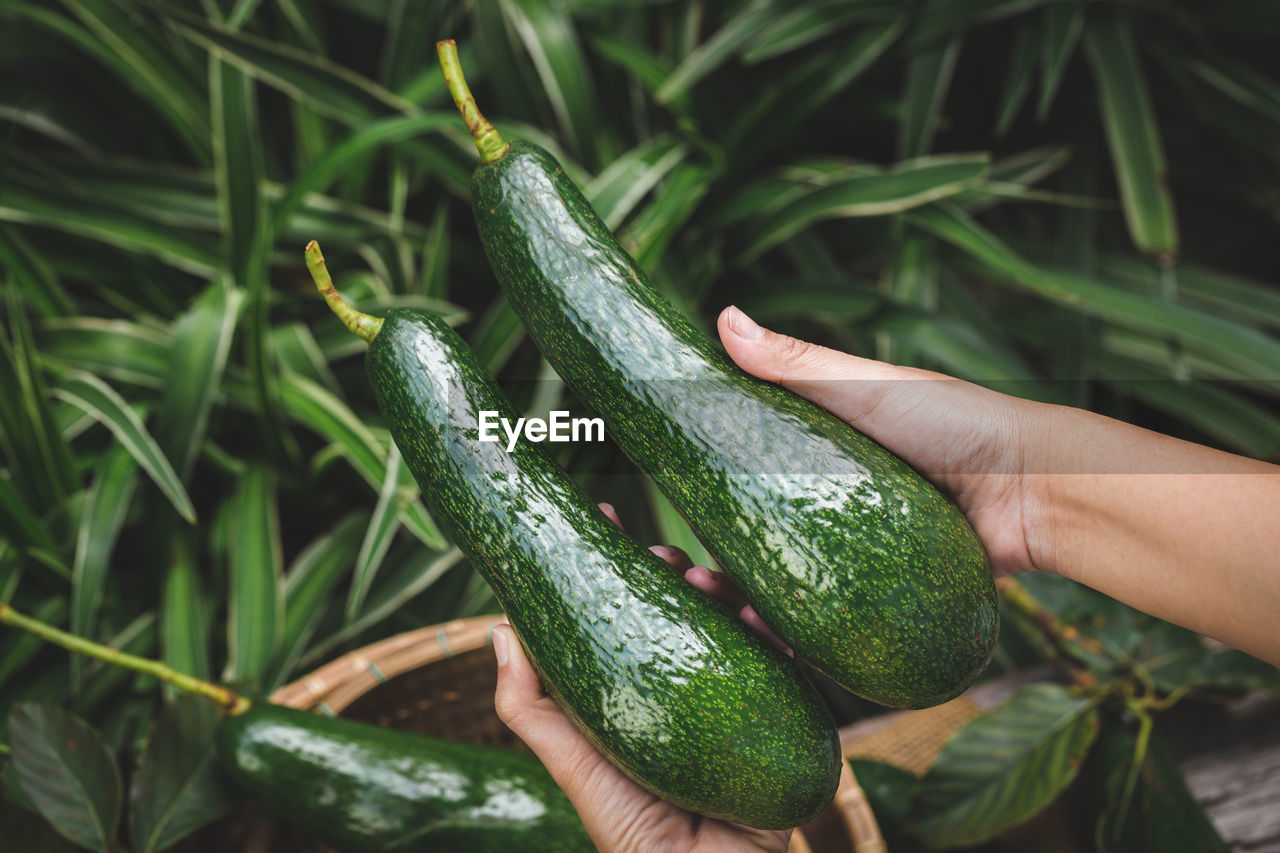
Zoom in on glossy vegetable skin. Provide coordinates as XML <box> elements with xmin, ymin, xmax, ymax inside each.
<box><xmin>352</xmin><ymin>304</ymin><xmax>841</xmax><ymax>827</ymax></box>
<box><xmin>216</xmin><ymin>703</ymin><xmax>593</xmax><ymax>852</ymax></box>
<box><xmin>469</xmin><ymin>138</ymin><xmax>999</xmax><ymax>710</ymax></box>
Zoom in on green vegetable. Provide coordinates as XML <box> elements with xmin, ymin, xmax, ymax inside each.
<box><xmin>216</xmin><ymin>703</ymin><xmax>593</xmax><ymax>852</ymax></box>
<box><xmin>440</xmin><ymin>43</ymin><xmax>998</xmax><ymax>710</ymax></box>
<box><xmin>306</xmin><ymin>242</ymin><xmax>841</xmax><ymax>828</ymax></box>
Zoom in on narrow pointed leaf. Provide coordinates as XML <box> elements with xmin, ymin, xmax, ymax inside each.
<box><xmin>8</xmin><ymin>703</ymin><xmax>123</xmax><ymax>853</ymax></box>
<box><xmin>345</xmin><ymin>445</ymin><xmax>403</xmax><ymax>621</ymax></box>
<box><xmin>53</xmin><ymin>371</ymin><xmax>195</xmax><ymax>523</ymax></box>
<box><xmin>71</xmin><ymin>445</ymin><xmax>138</xmax><ymax>654</ymax></box>
<box><xmin>899</xmin><ymin>34</ymin><xmax>961</xmax><ymax>158</ymax></box>
<box><xmin>161</xmin><ymin>534</ymin><xmax>210</xmax><ymax>684</ymax></box>
<box><xmin>1037</xmin><ymin>1</ymin><xmax>1084</xmax><ymax>120</ymax></box>
<box><xmin>657</xmin><ymin>0</ymin><xmax>781</xmax><ymax>103</ymax></box>
<box><xmin>224</xmin><ymin>465</ymin><xmax>283</xmax><ymax>682</ymax></box>
<box><xmin>1084</xmin><ymin>12</ymin><xmax>1178</xmax><ymax>257</ymax></box>
<box><xmin>995</xmin><ymin>20</ymin><xmax>1036</xmax><ymax>136</ymax></box>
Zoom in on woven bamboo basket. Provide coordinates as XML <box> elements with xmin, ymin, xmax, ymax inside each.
<box><xmin>249</xmin><ymin>615</ymin><xmax>889</xmax><ymax>853</ymax></box>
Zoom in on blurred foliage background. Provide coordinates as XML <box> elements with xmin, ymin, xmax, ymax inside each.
<box><xmin>1</xmin><ymin>0</ymin><xmax>1279</xmax><ymax>848</ymax></box>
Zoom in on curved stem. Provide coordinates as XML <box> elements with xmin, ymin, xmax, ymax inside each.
<box><xmin>0</xmin><ymin>602</ymin><xmax>250</xmax><ymax>715</ymax></box>
<box><xmin>436</xmin><ymin>40</ymin><xmax>509</xmax><ymax>164</ymax></box>
<box><xmin>305</xmin><ymin>241</ymin><xmax>383</xmax><ymax>343</ymax></box>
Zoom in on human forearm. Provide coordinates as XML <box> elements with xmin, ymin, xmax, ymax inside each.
<box><xmin>1027</xmin><ymin>405</ymin><xmax>1280</xmax><ymax>666</ymax></box>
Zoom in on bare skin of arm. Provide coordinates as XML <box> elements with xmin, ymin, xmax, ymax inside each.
<box><xmin>493</xmin><ymin>304</ymin><xmax>1280</xmax><ymax>853</ymax></box>
<box><xmin>718</xmin><ymin>305</ymin><xmax>1280</xmax><ymax>667</ymax></box>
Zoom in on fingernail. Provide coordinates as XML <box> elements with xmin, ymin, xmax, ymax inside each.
<box><xmin>492</xmin><ymin>626</ymin><xmax>509</xmax><ymax>667</ymax></box>
<box><xmin>725</xmin><ymin>305</ymin><xmax>765</xmax><ymax>340</ymax></box>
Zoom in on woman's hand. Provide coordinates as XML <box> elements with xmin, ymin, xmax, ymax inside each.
<box><xmin>492</xmin><ymin>503</ymin><xmax>796</xmax><ymax>853</ymax></box>
<box><xmin>717</xmin><ymin>305</ymin><xmax>1280</xmax><ymax>666</ymax></box>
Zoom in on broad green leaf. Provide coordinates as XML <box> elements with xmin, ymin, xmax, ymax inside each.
<box><xmin>1089</xmin><ymin>726</ymin><xmax>1229</xmax><ymax>853</ymax></box>
<box><xmin>846</xmin><ymin>758</ymin><xmax>918</xmax><ymax>841</ymax></box>
<box><xmin>153</xmin><ymin>283</ymin><xmax>244</xmax><ymax>479</ymax></box>
<box><xmin>224</xmin><ymin>465</ymin><xmax>283</xmax><ymax>682</ymax></box>
<box><xmin>1148</xmin><ymin>647</ymin><xmax>1280</xmax><ymax>695</ymax></box>
<box><xmin>656</xmin><ymin>0</ymin><xmax>781</xmax><ymax>104</ymax></box>
<box><xmin>128</xmin><ymin>695</ymin><xmax>237</xmax><ymax>853</ymax></box>
<box><xmin>345</xmin><ymin>445</ymin><xmax>403</xmax><ymax>622</ymax></box>
<box><xmin>898</xmin><ymin>34</ymin><xmax>961</xmax><ymax>159</ymax></box>
<box><xmin>0</xmin><ymin>793</ymin><xmax>77</xmax><ymax>852</ymax></box>
<box><xmin>53</xmin><ymin>372</ymin><xmax>195</xmax><ymax>523</ymax></box>
<box><xmin>70</xmin><ymin>445</ymin><xmax>137</xmax><ymax>666</ymax></box>
<box><xmin>164</xmin><ymin>10</ymin><xmax>417</xmax><ymax>124</ymax></box>
<box><xmin>1037</xmin><ymin>1</ymin><xmax>1084</xmax><ymax>120</ymax></box>
<box><xmin>644</xmin><ymin>479</ymin><xmax>715</xmax><ymax>569</ymax></box>
<box><xmin>1084</xmin><ymin>12</ymin><xmax>1178</xmax><ymax>258</ymax></box>
<box><xmin>8</xmin><ymin>703</ymin><xmax>123</xmax><ymax>852</ymax></box>
<box><xmin>743</xmin><ymin>155</ymin><xmax>988</xmax><ymax>259</ymax></box>
<box><xmin>995</xmin><ymin>19</ymin><xmax>1037</xmax><ymax>136</ymax></box>
<box><xmin>909</xmin><ymin>684</ymin><xmax>1100</xmax><ymax>847</ymax></box>
<box><xmin>500</xmin><ymin>0</ymin><xmax>600</xmax><ymax>166</ymax></box>
<box><xmin>161</xmin><ymin>534</ymin><xmax>210</xmax><ymax>685</ymax></box>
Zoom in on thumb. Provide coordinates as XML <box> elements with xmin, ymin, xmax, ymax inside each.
<box><xmin>717</xmin><ymin>305</ymin><xmax>917</xmax><ymax>430</ymax></box>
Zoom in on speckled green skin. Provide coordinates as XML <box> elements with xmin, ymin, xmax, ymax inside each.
<box><xmin>216</xmin><ymin>704</ymin><xmax>592</xmax><ymax>852</ymax></box>
<box><xmin>471</xmin><ymin>140</ymin><xmax>999</xmax><ymax>710</ymax></box>
<box><xmin>363</xmin><ymin>308</ymin><xmax>841</xmax><ymax>828</ymax></box>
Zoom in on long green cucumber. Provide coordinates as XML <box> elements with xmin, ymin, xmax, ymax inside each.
<box><xmin>216</xmin><ymin>703</ymin><xmax>593</xmax><ymax>852</ymax></box>
<box><xmin>307</xmin><ymin>243</ymin><xmax>841</xmax><ymax>828</ymax></box>
<box><xmin>440</xmin><ymin>43</ymin><xmax>998</xmax><ymax>710</ymax></box>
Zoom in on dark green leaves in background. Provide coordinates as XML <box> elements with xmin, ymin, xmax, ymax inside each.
<box><xmin>0</xmin><ymin>0</ymin><xmax>1277</xmax><ymax>848</ymax></box>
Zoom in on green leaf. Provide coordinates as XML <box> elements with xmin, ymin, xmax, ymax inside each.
<box><xmin>909</xmin><ymin>684</ymin><xmax>1101</xmax><ymax>847</ymax></box>
<box><xmin>500</xmin><ymin>0</ymin><xmax>600</xmax><ymax>167</ymax></box>
<box><xmin>161</xmin><ymin>534</ymin><xmax>210</xmax><ymax>685</ymax></box>
<box><xmin>899</xmin><ymin>34</ymin><xmax>961</xmax><ymax>159</ymax></box>
<box><xmin>164</xmin><ymin>10</ymin><xmax>417</xmax><ymax>124</ymax></box>
<box><xmin>743</xmin><ymin>154</ymin><xmax>988</xmax><ymax>259</ymax></box>
<box><xmin>1148</xmin><ymin>647</ymin><xmax>1280</xmax><ymax>695</ymax></box>
<box><xmin>8</xmin><ymin>703</ymin><xmax>123</xmax><ymax>852</ymax></box>
<box><xmin>0</xmin><ymin>788</ymin><xmax>78</xmax><ymax>852</ymax></box>
<box><xmin>346</xmin><ymin>444</ymin><xmax>403</xmax><ymax>622</ymax></box>
<box><xmin>224</xmin><ymin>465</ymin><xmax>283</xmax><ymax>683</ymax></box>
<box><xmin>278</xmin><ymin>373</ymin><xmax>445</xmax><ymax>548</ymax></box>
<box><xmin>0</xmin><ymin>224</ymin><xmax>72</xmax><ymax>317</ymax></box>
<box><xmin>128</xmin><ymin>695</ymin><xmax>237</xmax><ymax>853</ymax></box>
<box><xmin>740</xmin><ymin>0</ymin><xmax>897</xmax><ymax>64</ymax></box>
<box><xmin>847</xmin><ymin>758</ymin><xmax>918</xmax><ymax>841</ymax></box>
<box><xmin>907</xmin><ymin>0</ymin><xmax>1057</xmax><ymax>47</ymax></box>
<box><xmin>267</xmin><ymin>513</ymin><xmax>365</xmax><ymax>687</ymax></box>
<box><xmin>70</xmin><ymin>445</ymin><xmax>138</xmax><ymax>664</ymax></box>
<box><xmin>995</xmin><ymin>19</ymin><xmax>1036</xmax><ymax>136</ymax></box>
<box><xmin>0</xmin><ymin>470</ymin><xmax>58</xmax><ymax>556</ymax></box>
<box><xmin>152</xmin><ymin>283</ymin><xmax>244</xmax><ymax>480</ymax></box>
<box><xmin>53</xmin><ymin>371</ymin><xmax>195</xmax><ymax>523</ymax></box>
<box><xmin>656</xmin><ymin>0</ymin><xmax>781</xmax><ymax>104</ymax></box>
<box><xmin>1089</xmin><ymin>726</ymin><xmax>1228</xmax><ymax>853</ymax></box>
<box><xmin>585</xmin><ymin>136</ymin><xmax>690</xmax><ymax>230</ymax></box>
<box><xmin>0</xmin><ymin>598</ymin><xmax>65</xmax><ymax>695</ymax></box>
<box><xmin>1037</xmin><ymin>1</ymin><xmax>1084</xmax><ymax>120</ymax></box>
<box><xmin>1083</xmin><ymin>11</ymin><xmax>1178</xmax><ymax>258</ymax></box>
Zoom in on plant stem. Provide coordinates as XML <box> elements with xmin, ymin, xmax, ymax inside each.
<box><xmin>305</xmin><ymin>241</ymin><xmax>383</xmax><ymax>343</ymax></box>
<box><xmin>0</xmin><ymin>602</ymin><xmax>250</xmax><ymax>715</ymax></box>
<box><xmin>436</xmin><ymin>39</ymin><xmax>509</xmax><ymax>164</ymax></box>
<box><xmin>997</xmin><ymin>577</ymin><xmax>1099</xmax><ymax>688</ymax></box>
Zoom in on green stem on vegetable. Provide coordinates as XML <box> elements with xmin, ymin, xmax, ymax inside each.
<box><xmin>0</xmin><ymin>602</ymin><xmax>250</xmax><ymax>715</ymax></box>
<box><xmin>436</xmin><ymin>39</ymin><xmax>509</xmax><ymax>165</ymax></box>
<box><xmin>305</xmin><ymin>241</ymin><xmax>383</xmax><ymax>343</ymax></box>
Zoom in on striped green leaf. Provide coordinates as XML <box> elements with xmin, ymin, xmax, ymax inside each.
<box><xmin>53</xmin><ymin>371</ymin><xmax>195</xmax><ymax>523</ymax></box>
<box><xmin>656</xmin><ymin>0</ymin><xmax>782</xmax><ymax>104</ymax></box>
<box><xmin>910</xmin><ymin>684</ymin><xmax>1101</xmax><ymax>847</ymax></box>
<box><xmin>161</xmin><ymin>534</ymin><xmax>210</xmax><ymax>685</ymax></box>
<box><xmin>224</xmin><ymin>465</ymin><xmax>283</xmax><ymax>683</ymax></box>
<box><xmin>743</xmin><ymin>154</ymin><xmax>988</xmax><ymax>259</ymax></box>
<box><xmin>1084</xmin><ymin>12</ymin><xmax>1178</xmax><ymax>258</ymax></box>
<box><xmin>8</xmin><ymin>703</ymin><xmax>123</xmax><ymax>853</ymax></box>
<box><xmin>899</xmin><ymin>34</ymin><xmax>961</xmax><ymax>159</ymax></box>
<box><xmin>345</xmin><ymin>445</ymin><xmax>403</xmax><ymax>622</ymax></box>
<box><xmin>1037</xmin><ymin>1</ymin><xmax>1084</xmax><ymax>120</ymax></box>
